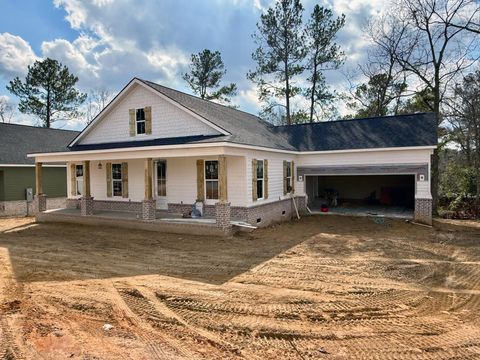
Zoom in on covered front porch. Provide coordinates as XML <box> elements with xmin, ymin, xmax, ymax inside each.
<box><xmin>31</xmin><ymin>151</ymin><xmax>244</xmax><ymax>235</ymax></box>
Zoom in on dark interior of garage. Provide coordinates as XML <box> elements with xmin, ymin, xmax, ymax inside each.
<box><xmin>306</xmin><ymin>175</ymin><xmax>415</xmax><ymax>218</ymax></box>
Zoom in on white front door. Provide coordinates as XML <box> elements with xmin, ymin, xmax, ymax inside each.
<box><xmin>155</xmin><ymin>160</ymin><xmax>168</xmax><ymax>210</ymax></box>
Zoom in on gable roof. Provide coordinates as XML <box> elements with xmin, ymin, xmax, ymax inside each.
<box><xmin>0</xmin><ymin>123</ymin><xmax>79</xmax><ymax>165</ymax></box>
<box><xmin>273</xmin><ymin>113</ymin><xmax>437</xmax><ymax>151</ymax></box>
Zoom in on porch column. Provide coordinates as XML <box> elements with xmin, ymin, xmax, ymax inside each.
<box><xmin>216</xmin><ymin>155</ymin><xmax>232</xmax><ymax>234</ymax></box>
<box><xmin>80</xmin><ymin>160</ymin><xmax>94</xmax><ymax>216</ymax></box>
<box><xmin>142</xmin><ymin>158</ymin><xmax>156</xmax><ymax>221</ymax></box>
<box><xmin>34</xmin><ymin>162</ymin><xmax>46</xmax><ymax>213</ymax></box>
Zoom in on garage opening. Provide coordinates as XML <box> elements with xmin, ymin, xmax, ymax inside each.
<box><xmin>305</xmin><ymin>174</ymin><xmax>415</xmax><ymax>219</ymax></box>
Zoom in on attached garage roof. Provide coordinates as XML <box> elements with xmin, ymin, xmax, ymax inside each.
<box><xmin>0</xmin><ymin>123</ymin><xmax>79</xmax><ymax>165</ymax></box>
<box><xmin>273</xmin><ymin>113</ymin><xmax>437</xmax><ymax>151</ymax></box>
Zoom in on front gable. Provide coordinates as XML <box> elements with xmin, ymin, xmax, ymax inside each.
<box><xmin>76</xmin><ymin>80</ymin><xmax>225</xmax><ymax>146</ymax></box>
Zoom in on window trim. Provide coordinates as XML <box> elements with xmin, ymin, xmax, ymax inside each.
<box><xmin>256</xmin><ymin>159</ymin><xmax>264</xmax><ymax>200</ymax></box>
<box><xmin>156</xmin><ymin>160</ymin><xmax>167</xmax><ymax>197</ymax></box>
<box><xmin>136</xmin><ymin>108</ymin><xmax>146</xmax><ymax>135</ymax></box>
<box><xmin>75</xmin><ymin>164</ymin><xmax>83</xmax><ymax>196</ymax></box>
<box><xmin>111</xmin><ymin>163</ymin><xmax>123</xmax><ymax>197</ymax></box>
<box><xmin>204</xmin><ymin>160</ymin><xmax>219</xmax><ymax>201</ymax></box>
<box><xmin>285</xmin><ymin>161</ymin><xmax>293</xmax><ymax>194</ymax></box>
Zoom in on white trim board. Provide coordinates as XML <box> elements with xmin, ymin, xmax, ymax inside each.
<box><xmin>28</xmin><ymin>143</ymin><xmax>437</xmax><ymax>160</ymax></box>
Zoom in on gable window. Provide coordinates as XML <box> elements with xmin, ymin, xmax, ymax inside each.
<box><xmin>112</xmin><ymin>163</ymin><xmax>123</xmax><ymax>196</ymax></box>
<box><xmin>256</xmin><ymin>160</ymin><xmax>264</xmax><ymax>200</ymax></box>
<box><xmin>205</xmin><ymin>160</ymin><xmax>219</xmax><ymax>200</ymax></box>
<box><xmin>136</xmin><ymin>108</ymin><xmax>146</xmax><ymax>135</ymax></box>
<box><xmin>75</xmin><ymin>165</ymin><xmax>83</xmax><ymax>196</ymax></box>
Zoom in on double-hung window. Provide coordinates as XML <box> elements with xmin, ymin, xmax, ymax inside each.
<box><xmin>205</xmin><ymin>160</ymin><xmax>219</xmax><ymax>200</ymax></box>
<box><xmin>112</xmin><ymin>163</ymin><xmax>123</xmax><ymax>197</ymax></box>
<box><xmin>256</xmin><ymin>160</ymin><xmax>264</xmax><ymax>200</ymax></box>
<box><xmin>136</xmin><ymin>108</ymin><xmax>146</xmax><ymax>135</ymax></box>
<box><xmin>286</xmin><ymin>161</ymin><xmax>292</xmax><ymax>193</ymax></box>
<box><xmin>75</xmin><ymin>164</ymin><xmax>83</xmax><ymax>196</ymax></box>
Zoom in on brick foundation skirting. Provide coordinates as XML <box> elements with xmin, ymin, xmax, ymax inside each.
<box><xmin>167</xmin><ymin>203</ymin><xmax>215</xmax><ymax>217</ymax></box>
<box><xmin>415</xmin><ymin>198</ymin><xmax>432</xmax><ymax>225</ymax></box>
<box><xmin>94</xmin><ymin>200</ymin><xmax>142</xmax><ymax>213</ymax></box>
<box><xmin>0</xmin><ymin>197</ymin><xmax>67</xmax><ymax>217</ymax></box>
<box><xmin>168</xmin><ymin>196</ymin><xmax>307</xmax><ymax>228</ymax></box>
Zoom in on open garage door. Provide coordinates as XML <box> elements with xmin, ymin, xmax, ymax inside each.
<box><xmin>305</xmin><ymin>174</ymin><xmax>415</xmax><ymax>219</ymax></box>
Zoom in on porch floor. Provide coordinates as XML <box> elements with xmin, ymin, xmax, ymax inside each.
<box><xmin>43</xmin><ymin>208</ymin><xmax>217</xmax><ymax>224</ymax></box>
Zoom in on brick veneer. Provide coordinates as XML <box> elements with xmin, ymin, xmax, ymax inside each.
<box><xmin>80</xmin><ymin>197</ymin><xmax>94</xmax><ymax>216</ymax></box>
<box><xmin>215</xmin><ymin>202</ymin><xmax>232</xmax><ymax>234</ymax></box>
<box><xmin>66</xmin><ymin>198</ymin><xmax>80</xmax><ymax>209</ymax></box>
<box><xmin>33</xmin><ymin>194</ymin><xmax>47</xmax><ymax>214</ymax></box>
<box><xmin>142</xmin><ymin>199</ymin><xmax>156</xmax><ymax>221</ymax></box>
<box><xmin>168</xmin><ymin>196</ymin><xmax>307</xmax><ymax>228</ymax></box>
<box><xmin>414</xmin><ymin>198</ymin><xmax>432</xmax><ymax>225</ymax></box>
<box><xmin>93</xmin><ymin>200</ymin><xmax>142</xmax><ymax>212</ymax></box>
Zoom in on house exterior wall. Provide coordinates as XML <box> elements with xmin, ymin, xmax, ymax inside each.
<box><xmin>0</xmin><ymin>166</ymin><xmax>67</xmax><ymax>201</ymax></box>
<box><xmin>67</xmin><ymin>155</ymin><xmax>248</xmax><ymax>207</ymax></box>
<box><xmin>80</xmin><ymin>84</ymin><xmax>220</xmax><ymax>145</ymax></box>
<box><xmin>296</xmin><ymin>149</ymin><xmax>433</xmax><ymax>200</ymax></box>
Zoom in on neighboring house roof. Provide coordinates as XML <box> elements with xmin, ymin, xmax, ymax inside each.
<box><xmin>0</xmin><ymin>123</ymin><xmax>79</xmax><ymax>165</ymax></box>
<box><xmin>273</xmin><ymin>112</ymin><xmax>438</xmax><ymax>152</ymax></box>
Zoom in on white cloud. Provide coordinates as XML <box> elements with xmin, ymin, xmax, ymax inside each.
<box><xmin>0</xmin><ymin>33</ymin><xmax>38</xmax><ymax>79</ymax></box>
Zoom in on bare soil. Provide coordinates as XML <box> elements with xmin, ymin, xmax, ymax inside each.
<box><xmin>1</xmin><ymin>215</ymin><xmax>480</xmax><ymax>359</ymax></box>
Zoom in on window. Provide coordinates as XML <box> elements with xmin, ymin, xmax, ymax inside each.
<box><xmin>75</xmin><ymin>164</ymin><xmax>83</xmax><ymax>196</ymax></box>
<box><xmin>286</xmin><ymin>161</ymin><xmax>292</xmax><ymax>193</ymax></box>
<box><xmin>205</xmin><ymin>160</ymin><xmax>219</xmax><ymax>200</ymax></box>
<box><xmin>112</xmin><ymin>163</ymin><xmax>123</xmax><ymax>196</ymax></box>
<box><xmin>157</xmin><ymin>160</ymin><xmax>167</xmax><ymax>197</ymax></box>
<box><xmin>256</xmin><ymin>160</ymin><xmax>264</xmax><ymax>200</ymax></box>
<box><xmin>136</xmin><ymin>108</ymin><xmax>146</xmax><ymax>135</ymax></box>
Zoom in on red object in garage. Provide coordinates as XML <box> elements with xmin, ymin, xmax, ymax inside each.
<box><xmin>321</xmin><ymin>205</ymin><xmax>329</xmax><ymax>212</ymax></box>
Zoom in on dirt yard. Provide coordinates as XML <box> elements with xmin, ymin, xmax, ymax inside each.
<box><xmin>1</xmin><ymin>215</ymin><xmax>479</xmax><ymax>359</ymax></box>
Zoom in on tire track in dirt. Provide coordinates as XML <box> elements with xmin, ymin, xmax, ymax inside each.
<box><xmin>114</xmin><ymin>284</ymin><xmax>247</xmax><ymax>359</ymax></box>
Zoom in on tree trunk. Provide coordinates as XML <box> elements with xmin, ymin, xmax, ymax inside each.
<box><xmin>285</xmin><ymin>63</ymin><xmax>291</xmax><ymax>125</ymax></box>
<box><xmin>432</xmin><ymin>83</ymin><xmax>441</xmax><ymax>216</ymax></box>
<box><xmin>46</xmin><ymin>87</ymin><xmax>51</xmax><ymax>128</ymax></box>
<box><xmin>309</xmin><ymin>66</ymin><xmax>317</xmax><ymax>123</ymax></box>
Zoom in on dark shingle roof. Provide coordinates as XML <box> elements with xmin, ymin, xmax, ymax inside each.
<box><xmin>67</xmin><ymin>78</ymin><xmax>437</xmax><ymax>153</ymax></box>
<box><xmin>0</xmin><ymin>123</ymin><xmax>79</xmax><ymax>164</ymax></box>
<box><xmin>273</xmin><ymin>113</ymin><xmax>437</xmax><ymax>151</ymax></box>
<box><xmin>139</xmin><ymin>79</ymin><xmax>295</xmax><ymax>151</ymax></box>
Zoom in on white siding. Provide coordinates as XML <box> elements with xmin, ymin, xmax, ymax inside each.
<box><xmin>245</xmin><ymin>151</ymin><xmax>297</xmax><ymax>207</ymax></box>
<box><xmin>297</xmin><ymin>149</ymin><xmax>432</xmax><ymax>199</ymax></box>
<box><xmin>67</xmin><ymin>155</ymin><xmax>248</xmax><ymax>206</ymax></box>
<box><xmin>80</xmin><ymin>84</ymin><xmax>220</xmax><ymax>145</ymax></box>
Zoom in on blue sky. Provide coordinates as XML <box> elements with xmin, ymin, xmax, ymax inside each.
<box><xmin>0</xmin><ymin>0</ymin><xmax>387</xmax><ymax>129</ymax></box>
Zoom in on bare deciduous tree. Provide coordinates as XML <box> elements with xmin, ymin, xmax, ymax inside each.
<box><xmin>85</xmin><ymin>88</ymin><xmax>112</xmax><ymax>124</ymax></box>
<box><xmin>371</xmin><ymin>0</ymin><xmax>480</xmax><ymax>213</ymax></box>
<box><xmin>0</xmin><ymin>97</ymin><xmax>14</xmax><ymax>123</ymax></box>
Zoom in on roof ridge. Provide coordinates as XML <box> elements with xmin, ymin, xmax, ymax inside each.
<box><xmin>0</xmin><ymin>122</ymin><xmax>80</xmax><ymax>133</ymax></box>
<box><xmin>275</xmin><ymin>112</ymin><xmax>433</xmax><ymax>128</ymax></box>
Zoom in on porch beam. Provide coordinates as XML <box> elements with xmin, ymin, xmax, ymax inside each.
<box><xmin>82</xmin><ymin>160</ymin><xmax>91</xmax><ymax>197</ymax></box>
<box><xmin>144</xmin><ymin>158</ymin><xmax>153</xmax><ymax>200</ymax></box>
<box><xmin>218</xmin><ymin>155</ymin><xmax>228</xmax><ymax>203</ymax></box>
<box><xmin>35</xmin><ymin>162</ymin><xmax>43</xmax><ymax>195</ymax></box>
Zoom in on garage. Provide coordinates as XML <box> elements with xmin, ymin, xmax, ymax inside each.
<box><xmin>305</xmin><ymin>174</ymin><xmax>415</xmax><ymax>218</ymax></box>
